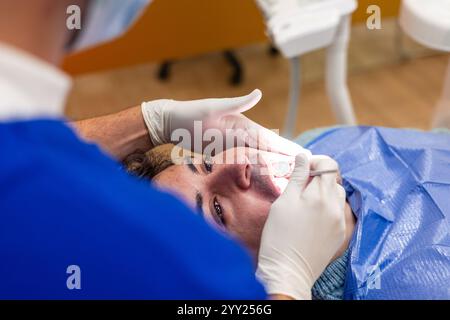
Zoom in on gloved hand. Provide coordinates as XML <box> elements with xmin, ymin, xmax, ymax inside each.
<box><xmin>256</xmin><ymin>154</ymin><xmax>346</xmax><ymax>300</ymax></box>
<box><xmin>141</xmin><ymin>89</ymin><xmax>310</xmax><ymax>157</ymax></box>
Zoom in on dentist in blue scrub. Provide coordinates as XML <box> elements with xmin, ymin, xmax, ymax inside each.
<box><xmin>0</xmin><ymin>0</ymin><xmax>346</xmax><ymax>299</ymax></box>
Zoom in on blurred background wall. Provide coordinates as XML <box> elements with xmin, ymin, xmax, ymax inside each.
<box><xmin>63</xmin><ymin>0</ymin><xmax>401</xmax><ymax>74</ymax></box>
<box><xmin>64</xmin><ymin>0</ymin><xmax>448</xmax><ymax>137</ymax></box>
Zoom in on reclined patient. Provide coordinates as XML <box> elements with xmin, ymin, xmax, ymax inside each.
<box><xmin>125</xmin><ymin>126</ymin><xmax>450</xmax><ymax>300</ymax></box>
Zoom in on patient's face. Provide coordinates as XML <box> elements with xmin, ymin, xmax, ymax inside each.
<box><xmin>153</xmin><ymin>147</ymin><xmax>292</xmax><ymax>257</ymax></box>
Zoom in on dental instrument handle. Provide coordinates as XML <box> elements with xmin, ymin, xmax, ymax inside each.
<box><xmin>309</xmin><ymin>169</ymin><xmax>339</xmax><ymax>177</ymax></box>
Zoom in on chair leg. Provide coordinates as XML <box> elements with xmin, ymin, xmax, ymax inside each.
<box><xmin>157</xmin><ymin>61</ymin><xmax>172</xmax><ymax>81</ymax></box>
<box><xmin>395</xmin><ymin>20</ymin><xmax>409</xmax><ymax>61</ymax></box>
<box><xmin>157</xmin><ymin>52</ymin><xmax>244</xmax><ymax>86</ymax></box>
<box><xmin>223</xmin><ymin>50</ymin><xmax>243</xmax><ymax>86</ymax></box>
<box><xmin>283</xmin><ymin>56</ymin><xmax>301</xmax><ymax>139</ymax></box>
<box><xmin>432</xmin><ymin>57</ymin><xmax>450</xmax><ymax>129</ymax></box>
<box><xmin>325</xmin><ymin>15</ymin><xmax>357</xmax><ymax>125</ymax></box>
<box><xmin>268</xmin><ymin>45</ymin><xmax>280</xmax><ymax>56</ymax></box>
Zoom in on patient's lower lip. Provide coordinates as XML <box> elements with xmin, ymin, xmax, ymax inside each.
<box><xmin>256</xmin><ymin>153</ymin><xmax>283</xmax><ymax>194</ymax></box>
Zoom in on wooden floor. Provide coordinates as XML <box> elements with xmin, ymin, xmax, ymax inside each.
<box><xmin>66</xmin><ymin>20</ymin><xmax>450</xmax><ymax>136</ymax></box>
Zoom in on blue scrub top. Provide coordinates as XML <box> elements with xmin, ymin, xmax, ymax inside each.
<box><xmin>0</xmin><ymin>119</ymin><xmax>266</xmax><ymax>299</ymax></box>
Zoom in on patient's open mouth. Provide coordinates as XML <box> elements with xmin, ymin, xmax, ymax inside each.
<box><xmin>254</xmin><ymin>152</ymin><xmax>293</xmax><ymax>195</ymax></box>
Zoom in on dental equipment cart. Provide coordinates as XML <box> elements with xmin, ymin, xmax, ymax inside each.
<box><xmin>256</xmin><ymin>0</ymin><xmax>358</xmax><ymax>138</ymax></box>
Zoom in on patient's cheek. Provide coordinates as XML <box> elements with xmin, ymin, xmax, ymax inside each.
<box><xmin>229</xmin><ymin>203</ymin><xmax>271</xmax><ymax>257</ymax></box>
<box><xmin>150</xmin><ymin>172</ymin><xmax>196</xmax><ymax>210</ymax></box>
<box><xmin>151</xmin><ymin>175</ymin><xmax>170</xmax><ymax>192</ymax></box>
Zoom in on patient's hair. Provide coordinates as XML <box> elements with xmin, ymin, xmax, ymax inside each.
<box><xmin>124</xmin><ymin>144</ymin><xmax>175</xmax><ymax>180</ymax></box>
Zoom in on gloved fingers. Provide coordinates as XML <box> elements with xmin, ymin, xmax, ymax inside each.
<box><xmin>336</xmin><ymin>184</ymin><xmax>347</xmax><ymax>213</ymax></box>
<box><xmin>304</xmin><ymin>176</ymin><xmax>345</xmax><ymax>231</ymax></box>
<box><xmin>311</xmin><ymin>155</ymin><xmax>343</xmax><ymax>184</ymax></box>
<box><xmin>195</xmin><ymin>89</ymin><xmax>262</xmax><ymax>117</ymax></box>
<box><xmin>310</xmin><ymin>172</ymin><xmax>346</xmax><ymax>223</ymax></box>
<box><xmin>310</xmin><ymin>155</ymin><xmax>338</xmax><ymax>170</ymax></box>
<box><xmin>303</xmin><ymin>159</ymin><xmax>341</xmax><ymax>201</ymax></box>
<box><xmin>303</xmin><ymin>174</ymin><xmax>321</xmax><ymax>200</ymax></box>
<box><xmin>338</xmin><ymin>184</ymin><xmax>346</xmax><ymax>199</ymax></box>
<box><xmin>331</xmin><ymin>183</ymin><xmax>347</xmax><ymax>244</ymax></box>
<box><xmin>310</xmin><ymin>154</ymin><xmax>331</xmax><ymax>162</ymax></box>
<box><xmin>141</xmin><ymin>100</ymin><xmax>172</xmax><ymax>146</ymax></box>
<box><xmin>162</xmin><ymin>89</ymin><xmax>261</xmax><ymax>118</ymax></box>
<box><xmin>311</xmin><ymin>156</ymin><xmax>340</xmax><ymax>189</ymax></box>
<box><xmin>284</xmin><ymin>154</ymin><xmax>310</xmax><ymax>194</ymax></box>
<box><xmin>319</xmin><ymin>171</ymin><xmax>341</xmax><ymax>196</ymax></box>
<box><xmin>243</xmin><ymin>118</ymin><xmax>312</xmax><ymax>157</ymax></box>
<box><xmin>317</xmin><ymin>177</ymin><xmax>342</xmax><ymax>208</ymax></box>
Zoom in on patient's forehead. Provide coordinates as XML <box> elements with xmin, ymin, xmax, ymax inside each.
<box><xmin>152</xmin><ymin>165</ymin><xmax>197</xmax><ymax>209</ymax></box>
<box><xmin>169</xmin><ymin>146</ymin><xmax>202</xmax><ymax>164</ymax></box>
<box><xmin>169</xmin><ymin>146</ymin><xmax>249</xmax><ymax>165</ymax></box>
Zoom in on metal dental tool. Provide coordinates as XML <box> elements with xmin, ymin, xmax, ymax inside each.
<box><xmin>309</xmin><ymin>169</ymin><xmax>339</xmax><ymax>177</ymax></box>
<box><xmin>255</xmin><ymin>0</ymin><xmax>358</xmax><ymax>138</ymax></box>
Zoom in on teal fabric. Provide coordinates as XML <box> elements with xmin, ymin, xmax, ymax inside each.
<box><xmin>312</xmin><ymin>251</ymin><xmax>348</xmax><ymax>300</ymax></box>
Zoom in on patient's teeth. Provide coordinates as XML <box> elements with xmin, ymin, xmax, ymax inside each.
<box><xmin>272</xmin><ymin>161</ymin><xmax>292</xmax><ymax>177</ymax></box>
<box><xmin>273</xmin><ymin>177</ymin><xmax>289</xmax><ymax>193</ymax></box>
<box><xmin>256</xmin><ymin>150</ymin><xmax>293</xmax><ymax>194</ymax></box>
<box><xmin>259</xmin><ymin>151</ymin><xmax>294</xmax><ymax>177</ymax></box>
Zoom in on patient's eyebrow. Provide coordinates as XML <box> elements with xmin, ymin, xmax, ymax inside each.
<box><xmin>185</xmin><ymin>157</ymin><xmax>199</xmax><ymax>174</ymax></box>
<box><xmin>195</xmin><ymin>191</ymin><xmax>204</xmax><ymax>217</ymax></box>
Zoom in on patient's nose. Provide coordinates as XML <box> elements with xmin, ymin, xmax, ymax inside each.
<box><xmin>215</xmin><ymin>163</ymin><xmax>251</xmax><ymax>191</ymax></box>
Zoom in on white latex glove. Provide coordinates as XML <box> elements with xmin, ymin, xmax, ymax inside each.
<box><xmin>256</xmin><ymin>154</ymin><xmax>346</xmax><ymax>300</ymax></box>
<box><xmin>141</xmin><ymin>89</ymin><xmax>310</xmax><ymax>157</ymax></box>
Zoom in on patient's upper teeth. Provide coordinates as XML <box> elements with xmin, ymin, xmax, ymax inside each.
<box><xmin>273</xmin><ymin>177</ymin><xmax>289</xmax><ymax>193</ymax></box>
<box><xmin>272</xmin><ymin>161</ymin><xmax>291</xmax><ymax>177</ymax></box>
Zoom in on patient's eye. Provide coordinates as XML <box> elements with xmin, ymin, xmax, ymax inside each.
<box><xmin>204</xmin><ymin>158</ymin><xmax>213</xmax><ymax>173</ymax></box>
<box><xmin>213</xmin><ymin>197</ymin><xmax>225</xmax><ymax>226</ymax></box>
